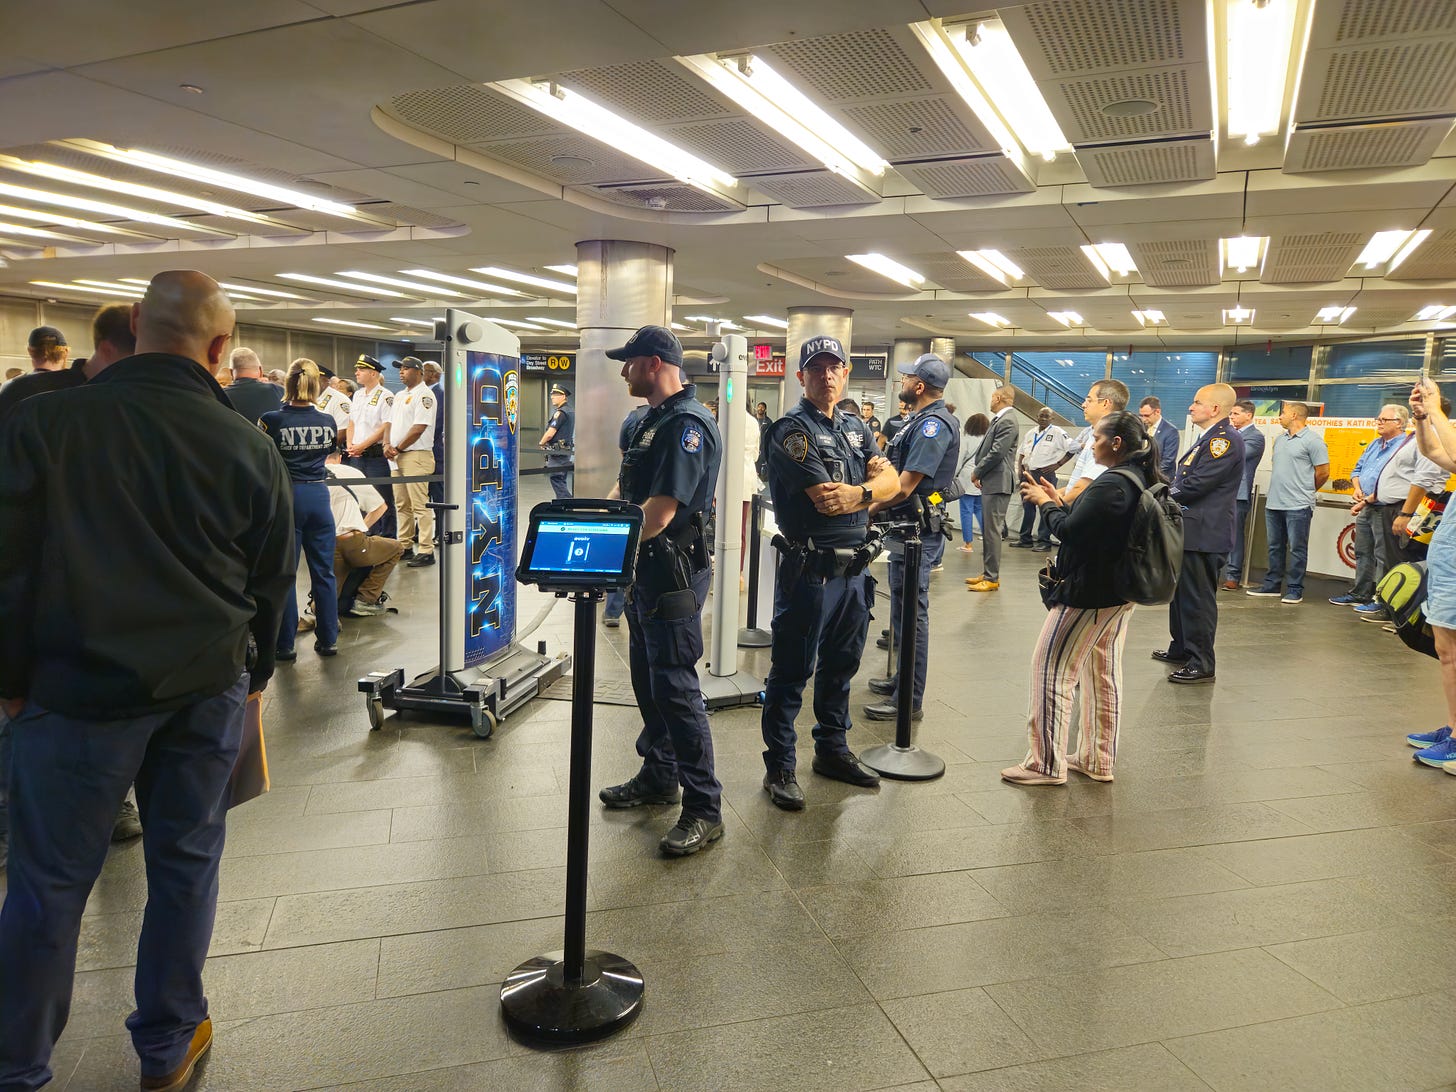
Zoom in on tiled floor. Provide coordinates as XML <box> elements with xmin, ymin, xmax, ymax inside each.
<box><xmin>16</xmin><ymin>481</ymin><xmax>1456</xmax><ymax>1091</ymax></box>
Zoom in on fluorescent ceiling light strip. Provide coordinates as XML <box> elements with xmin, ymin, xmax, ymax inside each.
<box><xmin>677</xmin><ymin>53</ymin><xmax>887</xmax><ymax>176</ymax></box>
<box><xmin>0</xmin><ymin>220</ymin><xmax>93</xmax><ymax>243</ymax></box>
<box><xmin>399</xmin><ymin>269</ymin><xmax>527</xmax><ymax>297</ymax></box>
<box><xmin>526</xmin><ymin>317</ymin><xmax>577</xmax><ymax>328</ymax></box>
<box><xmin>1415</xmin><ymin>305</ymin><xmax>1456</xmax><ymax>322</ymax></box>
<box><xmin>471</xmin><ymin>266</ymin><xmax>577</xmax><ymax>294</ymax></box>
<box><xmin>337</xmin><ymin>270</ymin><xmax>467</xmax><ymax>297</ymax></box>
<box><xmin>278</xmin><ymin>273</ymin><xmax>409</xmax><ymax>298</ymax></box>
<box><xmin>743</xmin><ymin>314</ymin><xmax>789</xmax><ymax>329</ymax></box>
<box><xmin>544</xmin><ymin>264</ymin><xmax>578</xmax><ymax>277</ymax></box>
<box><xmin>123</xmin><ymin>276</ymin><xmax>277</xmax><ymax>303</ymax></box>
<box><xmin>0</xmin><ymin>179</ymin><xmax>230</xmax><ymax>235</ymax></box>
<box><xmin>1226</xmin><ymin>0</ymin><xmax>1298</xmax><ymax>146</ymax></box>
<box><xmin>0</xmin><ymin>202</ymin><xmax>153</xmax><ymax>238</ymax></box>
<box><xmin>1223</xmin><ymin>306</ymin><xmax>1254</xmax><ymax>324</ymax></box>
<box><xmin>389</xmin><ymin>317</ymin><xmax>438</xmax><ymax>328</ymax></box>
<box><xmin>1085</xmin><ymin>243</ymin><xmax>1137</xmax><ymax>277</ymax></box>
<box><xmin>31</xmin><ymin>279</ymin><xmax>140</xmax><ymax>299</ymax></box>
<box><xmin>1221</xmin><ymin>235</ymin><xmax>1266</xmax><ymax>273</ymax></box>
<box><xmin>1079</xmin><ymin>245</ymin><xmax>1111</xmax><ymax>281</ymax></box>
<box><xmin>76</xmin><ymin>278</ymin><xmax>152</xmax><ymax>292</ymax></box>
<box><xmin>1357</xmin><ymin>229</ymin><xmax>1414</xmax><ymax>269</ymax></box>
<box><xmin>950</xmin><ymin>20</ymin><xmax>1070</xmax><ymax>161</ymax></box>
<box><xmin>1047</xmin><ymin>311</ymin><xmax>1083</xmax><ymax>327</ymax></box>
<box><xmin>1315</xmin><ymin>306</ymin><xmax>1355</xmax><ymax>324</ymax></box>
<box><xmin>846</xmin><ymin>253</ymin><xmax>925</xmax><ymax>289</ymax></box>
<box><xmin>312</xmin><ymin>317</ymin><xmax>390</xmax><ymax>331</ymax></box>
<box><xmin>489</xmin><ymin>79</ymin><xmax>736</xmax><ymax>191</ymax></box>
<box><xmin>486</xmin><ymin>317</ymin><xmax>546</xmax><ymax>330</ymax></box>
<box><xmin>957</xmin><ymin>249</ymin><xmax>1025</xmax><ymax>285</ymax></box>
<box><xmin>1386</xmin><ymin>229</ymin><xmax>1431</xmax><ymax>273</ymax></box>
<box><xmin>1132</xmin><ymin>309</ymin><xmax>1166</xmax><ymax>327</ymax></box>
<box><xmin>216</xmin><ymin>282</ymin><xmax>311</xmax><ymax>301</ymax></box>
<box><xmin>910</xmin><ymin>22</ymin><xmax>1023</xmax><ymax>160</ymax></box>
<box><xmin>670</xmin><ymin>322</ymin><xmax>693</xmax><ymax>332</ymax></box>
<box><xmin>0</xmin><ymin>154</ymin><xmax>281</xmax><ymax>228</ymax></box>
<box><xmin>970</xmin><ymin>312</ymin><xmax>1009</xmax><ymax>328</ymax></box>
<box><xmin>60</xmin><ymin>140</ymin><xmax>364</xmax><ymax>220</ymax></box>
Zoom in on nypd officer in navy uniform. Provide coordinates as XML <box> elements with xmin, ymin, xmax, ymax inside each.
<box><xmin>1155</xmin><ymin>382</ymin><xmax>1244</xmax><ymax>684</ymax></box>
<box><xmin>864</xmin><ymin>353</ymin><xmax>961</xmax><ymax>722</ymax></box>
<box><xmin>597</xmin><ymin>325</ymin><xmax>726</xmax><ymax>857</ymax></box>
<box><xmin>759</xmin><ymin>336</ymin><xmax>901</xmax><ymax>809</ymax></box>
<box><xmin>539</xmin><ymin>383</ymin><xmax>575</xmax><ymax>499</ymax></box>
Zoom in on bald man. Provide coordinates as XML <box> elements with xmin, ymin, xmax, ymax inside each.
<box><xmin>1156</xmin><ymin>383</ymin><xmax>1245</xmax><ymax>684</ymax></box>
<box><xmin>0</xmin><ymin>270</ymin><xmax>294</xmax><ymax>1090</ymax></box>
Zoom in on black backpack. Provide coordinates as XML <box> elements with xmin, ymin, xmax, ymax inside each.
<box><xmin>1376</xmin><ymin>561</ymin><xmax>1437</xmax><ymax>659</ymax></box>
<box><xmin>1105</xmin><ymin>467</ymin><xmax>1184</xmax><ymax>606</ymax></box>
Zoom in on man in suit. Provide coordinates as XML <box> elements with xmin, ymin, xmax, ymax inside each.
<box><xmin>967</xmin><ymin>386</ymin><xmax>1019</xmax><ymax>592</ymax></box>
<box><xmin>1223</xmin><ymin>399</ymin><xmax>1265</xmax><ymax>589</ymax></box>
<box><xmin>1155</xmin><ymin>383</ymin><xmax>1244</xmax><ymax>684</ymax></box>
<box><xmin>1139</xmin><ymin>396</ymin><xmax>1180</xmax><ymax>480</ymax></box>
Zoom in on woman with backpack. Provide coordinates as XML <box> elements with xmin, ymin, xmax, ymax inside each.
<box><xmin>1001</xmin><ymin>410</ymin><xmax>1164</xmax><ymax>786</ymax></box>
<box><xmin>954</xmin><ymin>414</ymin><xmax>990</xmax><ymax>553</ymax></box>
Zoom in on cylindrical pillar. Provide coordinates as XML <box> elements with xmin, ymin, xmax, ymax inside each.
<box><xmin>889</xmin><ymin>339</ymin><xmax>929</xmax><ymax>418</ymax></box>
<box><xmin>785</xmin><ymin>306</ymin><xmax>852</xmax><ymax>409</ymax></box>
<box><xmin>575</xmin><ymin>241</ymin><xmax>674</xmax><ymax>498</ymax></box>
<box><xmin>930</xmin><ymin>337</ymin><xmax>956</xmax><ymax>364</ymax></box>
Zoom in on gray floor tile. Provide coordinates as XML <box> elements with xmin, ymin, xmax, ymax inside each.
<box><xmin>1267</xmin><ymin>789</ymin><xmax>1456</xmax><ymax>832</ymax></box>
<box><xmin>1265</xmin><ymin>927</ymin><xmax>1456</xmax><ymax>1003</ymax></box>
<box><xmin>1196</xmin><ymin>826</ymin><xmax>1451</xmax><ymax>885</ymax></box>
<box><xmin>855</xmin><ymin>818</ymin><xmax>1100</xmax><ymax>877</ymax></box>
<box><xmin>643</xmin><ymin>1004</ymin><xmax>929</xmax><ymax>1091</ymax></box>
<box><xmin>75</xmin><ymin>898</ymin><xmax>275</xmax><ymax>972</ymax></box>
<box><xmin>796</xmin><ymin>870</ymin><xmax>1009</xmax><ymax>938</ymax></box>
<box><xmin>1071</xmin><ymin>801</ymin><xmax>1315</xmax><ymax>853</ymax></box>
<box><xmin>760</xmin><ymin>837</ymin><xmax>878</xmax><ymax>888</ymax></box>
<box><xmin>1165</xmin><ymin>992</ymin><xmax>1456</xmax><ymax>1092</ymax></box>
<box><xmin>303</xmin><ymin>766</ymin><xmax>561</xmax><ymax>813</ymax></box>
<box><xmin>312</xmin><ymin>1041</ymin><xmax>658</xmax><ymax>1091</ymax></box>
<box><xmin>222</xmin><ymin>808</ymin><xmax>393</xmax><ymax>858</ymax></box>
<box><xmin>937</xmin><ymin>1043</ymin><xmax>1211</xmax><ymax>1091</ymax></box>
<box><xmin>587</xmin><ymin>838</ymin><xmax>789</xmax><ymax>911</ymax></box>
<box><xmin>881</xmin><ymin>987</ymin><xmax>1046</xmax><ymax>1077</ymax></box>
<box><xmin>969</xmin><ymin>849</ymin><xmax>1252</xmax><ymax>914</ymax></box>
<box><xmin>985</xmin><ymin>949</ymin><xmax>1342</xmax><ymax>1055</ymax></box>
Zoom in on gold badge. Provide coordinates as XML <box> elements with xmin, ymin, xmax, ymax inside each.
<box><xmin>1210</xmin><ymin>437</ymin><xmax>1230</xmax><ymax>457</ymax></box>
<box><xmin>783</xmin><ymin>429</ymin><xmax>810</xmax><ymax>462</ymax></box>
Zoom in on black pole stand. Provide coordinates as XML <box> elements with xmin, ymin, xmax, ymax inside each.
<box><xmin>500</xmin><ymin>591</ymin><xmax>644</xmax><ymax>1043</ymax></box>
<box><xmin>738</xmin><ymin>492</ymin><xmax>771</xmax><ymax>648</ymax></box>
<box><xmin>861</xmin><ymin>526</ymin><xmax>945</xmax><ymax>781</ymax></box>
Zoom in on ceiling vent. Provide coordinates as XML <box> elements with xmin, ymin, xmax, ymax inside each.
<box><xmin>1129</xmin><ymin>239</ymin><xmax>1220</xmax><ymax>286</ymax></box>
<box><xmin>1260</xmin><ymin>232</ymin><xmax>1367</xmax><ymax>283</ymax></box>
<box><xmin>1010</xmin><ymin>246</ymin><xmax>1111</xmax><ymax>290</ymax></box>
<box><xmin>1383</xmin><ymin>228</ymin><xmax>1456</xmax><ymax>280</ymax></box>
<box><xmin>1076</xmin><ymin>137</ymin><xmax>1214</xmax><ymax>186</ymax></box>
<box><xmin>387</xmin><ymin>85</ymin><xmax>554</xmax><ymax>145</ymax></box>
<box><xmin>1284</xmin><ymin>118</ymin><xmax>1455</xmax><ymax>172</ymax></box>
<box><xmin>593</xmin><ymin>182</ymin><xmax>744</xmax><ymax>214</ymax></box>
<box><xmin>894</xmin><ymin>156</ymin><xmax>1037</xmax><ymax>199</ymax></box>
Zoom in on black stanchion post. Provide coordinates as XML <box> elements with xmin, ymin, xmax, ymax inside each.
<box><xmin>861</xmin><ymin>525</ymin><xmax>945</xmax><ymax>781</ymax></box>
<box><xmin>738</xmin><ymin>493</ymin><xmax>771</xmax><ymax>648</ymax></box>
<box><xmin>500</xmin><ymin>591</ymin><xmax>644</xmax><ymax>1043</ymax></box>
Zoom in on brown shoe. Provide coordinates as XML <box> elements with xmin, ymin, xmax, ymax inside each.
<box><xmin>140</xmin><ymin>1018</ymin><xmax>212</xmax><ymax>1092</ymax></box>
<box><xmin>1221</xmin><ymin>580</ymin><xmax>1239</xmax><ymax>591</ymax></box>
<box><xmin>967</xmin><ymin>580</ymin><xmax>1000</xmax><ymax>592</ymax></box>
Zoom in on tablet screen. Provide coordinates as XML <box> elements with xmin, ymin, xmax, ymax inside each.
<box><xmin>528</xmin><ymin>518</ymin><xmax>634</xmax><ymax>577</ymax></box>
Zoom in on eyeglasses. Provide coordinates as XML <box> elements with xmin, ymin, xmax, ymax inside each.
<box><xmin>803</xmin><ymin>361</ymin><xmax>847</xmax><ymax>373</ymax></box>
<box><xmin>1375</xmin><ymin>416</ymin><xmax>1402</xmax><ymax>423</ymax></box>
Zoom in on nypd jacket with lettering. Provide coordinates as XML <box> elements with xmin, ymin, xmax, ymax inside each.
<box><xmin>1170</xmin><ymin>415</ymin><xmax>1245</xmax><ymax>554</ymax></box>
<box><xmin>259</xmin><ymin>405</ymin><xmax>338</xmax><ymax>481</ymax></box>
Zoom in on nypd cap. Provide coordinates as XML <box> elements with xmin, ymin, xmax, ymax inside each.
<box><xmin>604</xmin><ymin>324</ymin><xmax>683</xmax><ymax>367</ymax></box>
<box><xmin>354</xmin><ymin>353</ymin><xmax>383</xmax><ymax>372</ymax></box>
<box><xmin>394</xmin><ymin>355</ymin><xmax>423</xmax><ymax>371</ymax></box>
<box><xmin>898</xmin><ymin>352</ymin><xmax>951</xmax><ymax>389</ymax></box>
<box><xmin>550</xmin><ymin>383</ymin><xmax>569</xmax><ymax>396</ymax></box>
<box><xmin>797</xmin><ymin>335</ymin><xmax>847</xmax><ymax>369</ymax></box>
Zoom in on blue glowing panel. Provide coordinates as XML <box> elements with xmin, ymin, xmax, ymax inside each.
<box><xmin>464</xmin><ymin>351</ymin><xmax>518</xmax><ymax>667</ymax></box>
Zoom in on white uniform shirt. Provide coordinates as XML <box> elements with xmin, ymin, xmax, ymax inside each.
<box><xmin>1068</xmin><ymin>425</ymin><xmax>1107</xmax><ymax>484</ymax></box>
<box><xmin>388</xmin><ymin>383</ymin><xmax>437</xmax><ymax>451</ymax></box>
<box><xmin>348</xmin><ymin>383</ymin><xmax>393</xmax><ymax>448</ymax></box>
<box><xmin>316</xmin><ymin>388</ymin><xmax>352</xmax><ymax>431</ymax></box>
<box><xmin>326</xmin><ymin>462</ymin><xmax>383</xmax><ymax>536</ymax></box>
<box><xmin>1018</xmin><ymin>424</ymin><xmax>1071</xmax><ymax>472</ymax></box>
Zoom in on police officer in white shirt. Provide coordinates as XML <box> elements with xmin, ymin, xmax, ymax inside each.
<box><xmin>386</xmin><ymin>356</ymin><xmax>438</xmax><ymax>567</ymax></box>
<box><xmin>326</xmin><ymin>453</ymin><xmax>404</xmax><ymax>615</ymax></box>
<box><xmin>315</xmin><ymin>363</ymin><xmax>352</xmax><ymax>444</ymax></box>
<box><xmin>344</xmin><ymin>354</ymin><xmax>396</xmax><ymax>539</ymax></box>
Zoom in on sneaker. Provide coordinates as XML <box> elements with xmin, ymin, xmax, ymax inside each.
<box><xmin>111</xmin><ymin>798</ymin><xmax>143</xmax><ymax>842</ymax></box>
<box><xmin>1328</xmin><ymin>592</ymin><xmax>1365</xmax><ymax>605</ymax></box>
<box><xmin>929</xmin><ymin>563</ymin><xmax>944</xmax><ymax>573</ymax></box>
<box><xmin>1355</xmin><ymin>602</ymin><xmax>1389</xmax><ymax>621</ymax></box>
<box><xmin>1407</xmin><ymin>726</ymin><xmax>1452</xmax><ymax>749</ymax></box>
<box><xmin>1381</xmin><ymin>623</ymin><xmax>1397</xmax><ymax>634</ymax></box>
<box><xmin>1414</xmin><ymin>738</ymin><xmax>1456</xmax><ymax>769</ymax></box>
<box><xmin>659</xmin><ymin>815</ymin><xmax>724</xmax><ymax>857</ymax></box>
<box><xmin>599</xmin><ymin>775</ymin><xmax>681</xmax><ymax>809</ymax></box>
<box><xmin>400</xmin><ymin>548</ymin><xmax>416</xmax><ymax>561</ymax></box>
<box><xmin>406</xmin><ymin>553</ymin><xmax>436</xmax><ymax>568</ymax></box>
<box><xmin>346</xmin><ymin>599</ymin><xmax>386</xmax><ymax>617</ymax></box>
<box><xmin>603</xmin><ymin>615</ymin><xmax>621</xmax><ymax>628</ymax></box>
<box><xmin>867</xmin><ymin>676</ymin><xmax>895</xmax><ymax>696</ymax></box>
<box><xmin>1246</xmin><ymin>587</ymin><xmax>1282</xmax><ymax>598</ymax></box>
<box><xmin>1000</xmin><ymin>765</ymin><xmax>1066</xmax><ymax>786</ymax></box>
<box><xmin>1031</xmin><ymin>544</ymin><xmax>1051</xmax><ymax>552</ymax></box>
<box><xmin>1221</xmin><ymin>579</ymin><xmax>1240</xmax><ymax>591</ymax></box>
<box><xmin>957</xmin><ymin>544</ymin><xmax>975</xmax><ymax>554</ymax></box>
<box><xmin>1065</xmin><ymin>757</ymin><xmax>1113</xmax><ymax>782</ymax></box>
<box><xmin>1280</xmin><ymin>592</ymin><xmax>1303</xmax><ymax>604</ymax></box>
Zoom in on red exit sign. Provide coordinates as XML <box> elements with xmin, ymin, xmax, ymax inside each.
<box><xmin>753</xmin><ymin>343</ymin><xmax>772</xmax><ymax>361</ymax></box>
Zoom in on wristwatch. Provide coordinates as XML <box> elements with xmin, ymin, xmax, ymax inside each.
<box><xmin>860</xmin><ymin>484</ymin><xmax>873</xmax><ymax>506</ymax></box>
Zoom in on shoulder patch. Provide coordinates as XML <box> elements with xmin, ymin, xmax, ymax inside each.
<box><xmin>1210</xmin><ymin>437</ymin><xmax>1231</xmax><ymax>458</ymax></box>
<box><xmin>783</xmin><ymin>429</ymin><xmax>810</xmax><ymax>462</ymax></box>
<box><xmin>421</xmin><ymin>395</ymin><xmax>434</xmax><ymax>410</ymax></box>
<box><xmin>920</xmin><ymin>418</ymin><xmax>941</xmax><ymax>438</ymax></box>
<box><xmin>681</xmin><ymin>425</ymin><xmax>703</xmax><ymax>453</ymax></box>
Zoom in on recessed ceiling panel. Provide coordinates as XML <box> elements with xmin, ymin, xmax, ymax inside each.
<box><xmin>1384</xmin><ymin>228</ymin><xmax>1456</xmax><ymax>280</ymax></box>
<box><xmin>1010</xmin><ymin>246</ymin><xmax>1110</xmax><ymax>290</ymax></box>
<box><xmin>1005</xmin><ymin>0</ymin><xmax>1202</xmax><ymax>75</ymax></box>
<box><xmin>593</xmin><ymin>181</ymin><xmax>744</xmax><ymax>214</ymax></box>
<box><xmin>1284</xmin><ymin>118</ymin><xmax>1456</xmax><ymax>173</ymax></box>
<box><xmin>663</xmin><ymin>118</ymin><xmax>818</xmax><ymax>175</ymax></box>
<box><xmin>745</xmin><ymin>170</ymin><xmax>881</xmax><ymax>208</ymax></box>
<box><xmin>1128</xmin><ymin>239</ymin><xmax>1220</xmax><ymax>286</ymax></box>
<box><xmin>557</xmin><ymin>59</ymin><xmax>731</xmax><ymax>123</ymax></box>
<box><xmin>894</xmin><ymin>156</ymin><xmax>1037</xmax><ymax>199</ymax></box>
<box><xmin>1261</xmin><ymin>232</ymin><xmax>1368</xmax><ymax>283</ymax></box>
<box><xmin>1297</xmin><ymin>39</ymin><xmax>1456</xmax><ymax>122</ymax></box>
<box><xmin>386</xmin><ymin>84</ymin><xmax>557</xmax><ymax>146</ymax></box>
<box><xmin>467</xmin><ymin>135</ymin><xmax>660</xmax><ymax>186</ymax></box>
<box><xmin>1077</xmin><ymin>137</ymin><xmax>1214</xmax><ymax>187</ymax></box>
<box><xmin>907</xmin><ymin>253</ymin><xmax>1011</xmax><ymax>292</ymax></box>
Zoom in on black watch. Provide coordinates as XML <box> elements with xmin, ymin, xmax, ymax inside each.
<box><xmin>860</xmin><ymin>484</ymin><xmax>873</xmax><ymax>506</ymax></box>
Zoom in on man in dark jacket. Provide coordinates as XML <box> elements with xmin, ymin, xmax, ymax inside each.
<box><xmin>222</xmin><ymin>345</ymin><xmax>282</xmax><ymax>423</ymax></box>
<box><xmin>0</xmin><ymin>270</ymin><xmax>295</xmax><ymax>1092</ymax></box>
<box><xmin>1155</xmin><ymin>383</ymin><xmax>1244</xmax><ymax>684</ymax></box>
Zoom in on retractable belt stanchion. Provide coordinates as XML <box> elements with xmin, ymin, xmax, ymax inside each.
<box><xmin>738</xmin><ymin>492</ymin><xmax>771</xmax><ymax>648</ymax></box>
<box><xmin>861</xmin><ymin>521</ymin><xmax>945</xmax><ymax>781</ymax></box>
<box><xmin>503</xmin><ymin>499</ymin><xmax>645</xmax><ymax>1044</ymax></box>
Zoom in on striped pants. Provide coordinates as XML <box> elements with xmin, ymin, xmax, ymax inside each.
<box><xmin>1021</xmin><ymin>603</ymin><xmax>1136</xmax><ymax>779</ymax></box>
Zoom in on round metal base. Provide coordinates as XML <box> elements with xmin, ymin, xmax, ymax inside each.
<box><xmin>737</xmin><ymin>627</ymin><xmax>772</xmax><ymax>648</ymax></box>
<box><xmin>500</xmin><ymin>950</ymin><xmax>644</xmax><ymax>1046</ymax></box>
<box><xmin>860</xmin><ymin>743</ymin><xmax>946</xmax><ymax>781</ymax></box>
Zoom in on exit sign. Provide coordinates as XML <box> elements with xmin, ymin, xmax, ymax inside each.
<box><xmin>753</xmin><ymin>343</ymin><xmax>772</xmax><ymax>361</ymax></box>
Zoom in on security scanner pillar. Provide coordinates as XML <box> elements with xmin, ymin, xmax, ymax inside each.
<box><xmin>737</xmin><ymin>493</ymin><xmax>772</xmax><ymax>648</ymax></box>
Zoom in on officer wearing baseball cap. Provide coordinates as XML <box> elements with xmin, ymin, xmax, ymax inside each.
<box><xmin>864</xmin><ymin>353</ymin><xmax>960</xmax><ymax>723</ymax></box>
<box><xmin>597</xmin><ymin>324</ymin><xmax>725</xmax><ymax>858</ymax></box>
<box><xmin>758</xmin><ymin>335</ymin><xmax>900</xmax><ymax>810</ymax></box>
<box><xmin>539</xmin><ymin>383</ymin><xmax>574</xmax><ymax>498</ymax></box>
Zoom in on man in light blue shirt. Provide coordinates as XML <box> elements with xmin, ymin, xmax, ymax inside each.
<box><xmin>1248</xmin><ymin>401</ymin><xmax>1330</xmax><ymax>604</ymax></box>
<box><xmin>1329</xmin><ymin>404</ymin><xmax>1408</xmax><ymax>608</ymax></box>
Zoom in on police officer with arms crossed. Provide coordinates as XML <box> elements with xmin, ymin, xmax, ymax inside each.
<box><xmin>758</xmin><ymin>336</ymin><xmax>902</xmax><ymax>809</ymax></box>
<box><xmin>597</xmin><ymin>326</ymin><xmax>726</xmax><ymax>857</ymax></box>
<box><xmin>386</xmin><ymin>356</ymin><xmax>437</xmax><ymax>568</ymax></box>
<box><xmin>1154</xmin><ymin>383</ymin><xmax>1244</xmax><ymax>684</ymax></box>
<box><xmin>343</xmin><ymin>354</ymin><xmax>396</xmax><ymax>540</ymax></box>
<box><xmin>864</xmin><ymin>353</ymin><xmax>961</xmax><ymax>722</ymax></box>
<box><xmin>539</xmin><ymin>383</ymin><xmax>574</xmax><ymax>499</ymax></box>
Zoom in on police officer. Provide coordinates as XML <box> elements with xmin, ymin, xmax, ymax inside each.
<box><xmin>539</xmin><ymin>383</ymin><xmax>574</xmax><ymax>499</ymax></box>
<box><xmin>759</xmin><ymin>336</ymin><xmax>900</xmax><ymax>810</ymax></box>
<box><xmin>864</xmin><ymin>353</ymin><xmax>961</xmax><ymax>722</ymax></box>
<box><xmin>315</xmin><ymin>362</ymin><xmax>351</xmax><ymax>446</ymax></box>
<box><xmin>597</xmin><ymin>325</ymin><xmax>725</xmax><ymax>858</ymax></box>
<box><xmin>423</xmin><ymin>360</ymin><xmax>446</xmax><ymax>510</ymax></box>
<box><xmin>343</xmin><ymin>353</ymin><xmax>396</xmax><ymax>540</ymax></box>
<box><xmin>1156</xmin><ymin>383</ymin><xmax>1244</xmax><ymax>684</ymax></box>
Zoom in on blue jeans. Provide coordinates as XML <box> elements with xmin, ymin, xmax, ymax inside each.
<box><xmin>1350</xmin><ymin>504</ymin><xmax>1385</xmax><ymax>599</ymax></box>
<box><xmin>887</xmin><ymin>532</ymin><xmax>945</xmax><ymax>708</ymax></box>
<box><xmin>603</xmin><ymin>588</ymin><xmax>627</xmax><ymax>620</ymax></box>
<box><xmin>1226</xmin><ymin>498</ymin><xmax>1250</xmax><ymax>581</ymax></box>
<box><xmin>957</xmin><ymin>495</ymin><xmax>983</xmax><ymax>543</ymax></box>
<box><xmin>0</xmin><ymin>676</ymin><xmax>246</xmax><ymax>1090</ymax></box>
<box><xmin>1261</xmin><ymin>507</ymin><xmax>1314</xmax><ymax>595</ymax></box>
<box><xmin>278</xmin><ymin>481</ymin><xmax>340</xmax><ymax>651</ymax></box>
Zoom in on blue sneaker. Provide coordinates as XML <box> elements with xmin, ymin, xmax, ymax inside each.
<box><xmin>1246</xmin><ymin>586</ymin><xmax>1282</xmax><ymax>598</ymax></box>
<box><xmin>1328</xmin><ymin>592</ymin><xmax>1366</xmax><ymax>605</ymax></box>
<box><xmin>1414</xmin><ymin>738</ymin><xmax>1456</xmax><ymax>769</ymax></box>
<box><xmin>1356</xmin><ymin>602</ymin><xmax>1389</xmax><ymax>621</ymax></box>
<box><xmin>1408</xmin><ymin>725</ymin><xmax>1452</xmax><ymax>748</ymax></box>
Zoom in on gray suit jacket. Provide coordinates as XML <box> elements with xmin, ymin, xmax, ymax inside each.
<box><xmin>973</xmin><ymin>409</ymin><xmax>1019</xmax><ymax>495</ymax></box>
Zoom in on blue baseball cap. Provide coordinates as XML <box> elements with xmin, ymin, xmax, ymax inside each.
<box><xmin>797</xmin><ymin>334</ymin><xmax>847</xmax><ymax>369</ymax></box>
<box><xmin>605</xmin><ymin>324</ymin><xmax>683</xmax><ymax>367</ymax></box>
<box><xmin>898</xmin><ymin>352</ymin><xmax>950</xmax><ymax>389</ymax></box>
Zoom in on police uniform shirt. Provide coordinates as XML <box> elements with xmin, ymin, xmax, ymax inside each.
<box><xmin>765</xmin><ymin>399</ymin><xmax>881</xmax><ymax>548</ymax></box>
<box><xmin>1170</xmin><ymin>417</ymin><xmax>1245</xmax><ymax>554</ymax></box>
<box><xmin>621</xmin><ymin>387</ymin><xmax>721</xmax><ymax>532</ymax></box>
<box><xmin>348</xmin><ymin>384</ymin><xmax>393</xmax><ymax>448</ymax></box>
<box><xmin>887</xmin><ymin>400</ymin><xmax>957</xmax><ymax>498</ymax></box>
<box><xmin>547</xmin><ymin>404</ymin><xmax>574</xmax><ymax>448</ymax></box>
<box><xmin>258</xmin><ymin>405</ymin><xmax>338</xmax><ymax>481</ymax></box>
<box><xmin>316</xmin><ymin>387</ymin><xmax>352</xmax><ymax>431</ymax></box>
<box><xmin>388</xmin><ymin>384</ymin><xmax>436</xmax><ymax>451</ymax></box>
<box><xmin>326</xmin><ymin>462</ymin><xmax>382</xmax><ymax>534</ymax></box>
<box><xmin>619</xmin><ymin>404</ymin><xmax>650</xmax><ymax>453</ymax></box>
